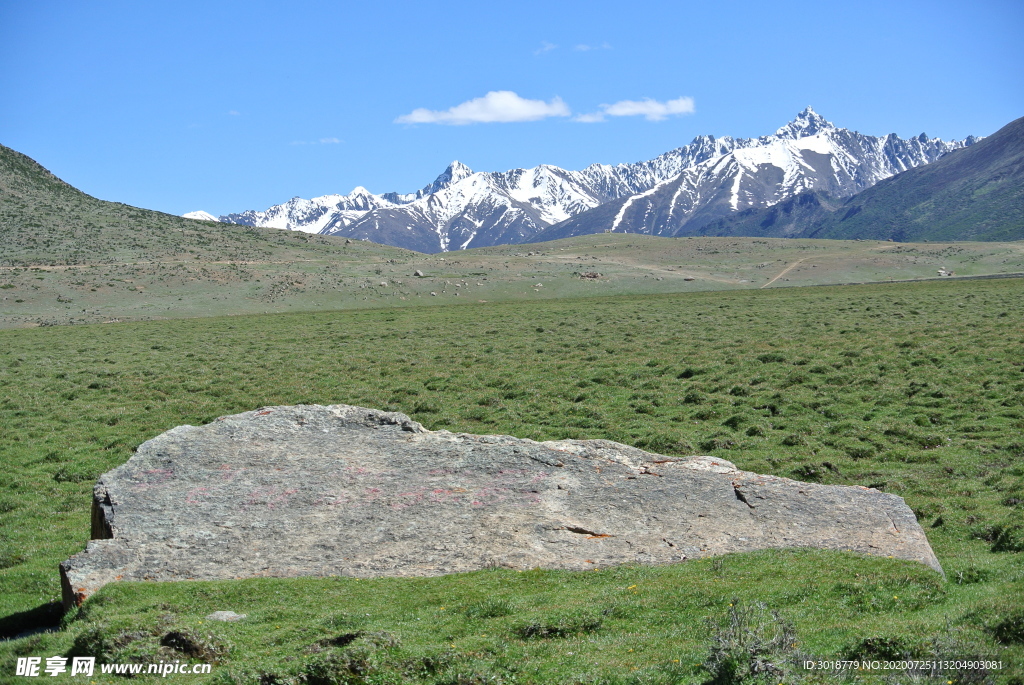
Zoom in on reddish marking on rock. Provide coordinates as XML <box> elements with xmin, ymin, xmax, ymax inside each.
<box><xmin>185</xmin><ymin>487</ymin><xmax>210</xmax><ymax>504</ymax></box>
<box><xmin>134</xmin><ymin>468</ymin><xmax>174</xmax><ymax>490</ymax></box>
<box><xmin>218</xmin><ymin>465</ymin><xmax>241</xmax><ymax>482</ymax></box>
<box><xmin>245</xmin><ymin>486</ymin><xmax>297</xmax><ymax>509</ymax></box>
<box><xmin>471</xmin><ymin>486</ymin><xmax>510</xmax><ymax>506</ymax></box>
<box><xmin>255</xmin><ymin>410</ymin><xmax>273</xmax><ymax>417</ymax></box>
<box><xmin>428</xmin><ymin>489</ymin><xmax>458</xmax><ymax>503</ymax></box>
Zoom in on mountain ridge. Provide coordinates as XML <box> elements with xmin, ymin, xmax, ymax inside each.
<box><xmin>537</xmin><ymin>110</ymin><xmax>977</xmax><ymax>241</ymax></box>
<box><xmin>191</xmin><ymin>108</ymin><xmax>976</xmax><ymax>252</ymax></box>
<box><xmin>694</xmin><ymin>115</ymin><xmax>1024</xmax><ymax>242</ymax></box>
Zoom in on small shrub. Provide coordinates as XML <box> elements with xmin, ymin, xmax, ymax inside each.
<box><xmin>300</xmin><ymin>646</ymin><xmax>376</xmax><ymax>685</ymax></box>
<box><xmin>702</xmin><ymin>599</ymin><xmax>804</xmax><ymax>684</ymax></box>
<box><xmin>902</xmin><ymin>625</ymin><xmax>998</xmax><ymax>684</ymax></box>
<box><xmin>954</xmin><ymin>567</ymin><xmax>991</xmax><ymax>585</ymax></box>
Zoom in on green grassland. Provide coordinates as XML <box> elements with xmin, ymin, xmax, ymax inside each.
<box><xmin>1</xmin><ymin>276</ymin><xmax>1023</xmax><ymax>683</ymax></box>
<box><xmin>3</xmin><ymin>233</ymin><xmax>1024</xmax><ymax>328</ymax></box>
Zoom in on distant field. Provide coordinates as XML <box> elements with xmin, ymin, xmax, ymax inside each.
<box><xmin>2</xmin><ymin>234</ymin><xmax>1023</xmax><ymax>328</ymax></box>
<box><xmin>1</xmin><ymin>276</ymin><xmax>1022</xmax><ymax>682</ymax></box>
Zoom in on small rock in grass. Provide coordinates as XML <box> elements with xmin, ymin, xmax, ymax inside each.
<box><xmin>206</xmin><ymin>611</ymin><xmax>246</xmax><ymax>622</ymax></box>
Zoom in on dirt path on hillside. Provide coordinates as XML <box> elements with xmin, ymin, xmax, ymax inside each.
<box><xmin>761</xmin><ymin>258</ymin><xmax>810</xmax><ymax>288</ymax></box>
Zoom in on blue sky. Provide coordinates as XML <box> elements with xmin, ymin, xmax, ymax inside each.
<box><xmin>1</xmin><ymin>0</ymin><xmax>1021</xmax><ymax>217</ymax></box>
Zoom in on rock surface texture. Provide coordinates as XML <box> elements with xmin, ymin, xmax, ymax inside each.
<box><xmin>61</xmin><ymin>405</ymin><xmax>942</xmax><ymax>610</ymax></box>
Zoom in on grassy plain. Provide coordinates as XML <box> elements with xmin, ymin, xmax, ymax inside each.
<box><xmin>1</xmin><ymin>276</ymin><xmax>1023</xmax><ymax>682</ymax></box>
<box><xmin>2</xmin><ymin>233</ymin><xmax>1024</xmax><ymax>329</ymax></box>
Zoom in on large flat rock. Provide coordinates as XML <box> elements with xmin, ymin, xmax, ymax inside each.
<box><xmin>61</xmin><ymin>405</ymin><xmax>942</xmax><ymax>610</ymax></box>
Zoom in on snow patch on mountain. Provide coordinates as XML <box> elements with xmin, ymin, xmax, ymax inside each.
<box><xmin>183</xmin><ymin>210</ymin><xmax>218</xmax><ymax>222</ymax></box>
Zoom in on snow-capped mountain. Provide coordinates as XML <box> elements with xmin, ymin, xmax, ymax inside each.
<box><xmin>189</xmin><ymin>108</ymin><xmax>975</xmax><ymax>252</ymax></box>
<box><xmin>182</xmin><ymin>210</ymin><xmax>219</xmax><ymax>222</ymax></box>
<box><xmin>537</xmin><ymin>108</ymin><xmax>977</xmax><ymax>240</ymax></box>
<box><xmin>217</xmin><ymin>187</ymin><xmax>418</xmax><ymax>234</ymax></box>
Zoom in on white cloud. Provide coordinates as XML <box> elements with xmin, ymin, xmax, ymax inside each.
<box><xmin>533</xmin><ymin>41</ymin><xmax>557</xmax><ymax>55</ymax></box>
<box><xmin>395</xmin><ymin>91</ymin><xmax>571</xmax><ymax>125</ymax></box>
<box><xmin>575</xmin><ymin>96</ymin><xmax>695</xmax><ymax>123</ymax></box>
<box><xmin>227</xmin><ymin>110</ymin><xmax>241</xmax><ymax>116</ymax></box>
<box><xmin>290</xmin><ymin>137</ymin><xmax>344</xmax><ymax>145</ymax></box>
<box><xmin>574</xmin><ymin>42</ymin><xmax>611</xmax><ymax>51</ymax></box>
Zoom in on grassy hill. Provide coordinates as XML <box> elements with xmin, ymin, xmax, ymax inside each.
<box><xmin>1</xmin><ymin>277</ymin><xmax>1022</xmax><ymax>682</ymax></box>
<box><xmin>0</xmin><ymin>143</ymin><xmax>416</xmax><ymax>267</ymax></box>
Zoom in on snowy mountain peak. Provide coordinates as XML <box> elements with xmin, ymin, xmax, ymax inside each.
<box><xmin>775</xmin><ymin>106</ymin><xmax>834</xmax><ymax>139</ymax></box>
<box><xmin>349</xmin><ymin>186</ymin><xmax>374</xmax><ymax>196</ymax></box>
<box><xmin>418</xmin><ymin>160</ymin><xmax>475</xmax><ymax>197</ymax></box>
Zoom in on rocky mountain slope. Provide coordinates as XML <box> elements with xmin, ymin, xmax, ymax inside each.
<box><xmin>200</xmin><ymin>109</ymin><xmax>974</xmax><ymax>252</ymax></box>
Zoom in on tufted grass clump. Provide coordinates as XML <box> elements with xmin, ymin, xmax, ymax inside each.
<box><xmin>464</xmin><ymin>599</ymin><xmax>516</xmax><ymax>619</ymax></box>
<box><xmin>513</xmin><ymin>613</ymin><xmax>603</xmax><ymax>640</ymax></box>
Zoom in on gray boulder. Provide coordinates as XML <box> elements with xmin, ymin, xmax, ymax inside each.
<box><xmin>60</xmin><ymin>405</ymin><xmax>942</xmax><ymax>611</ymax></box>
